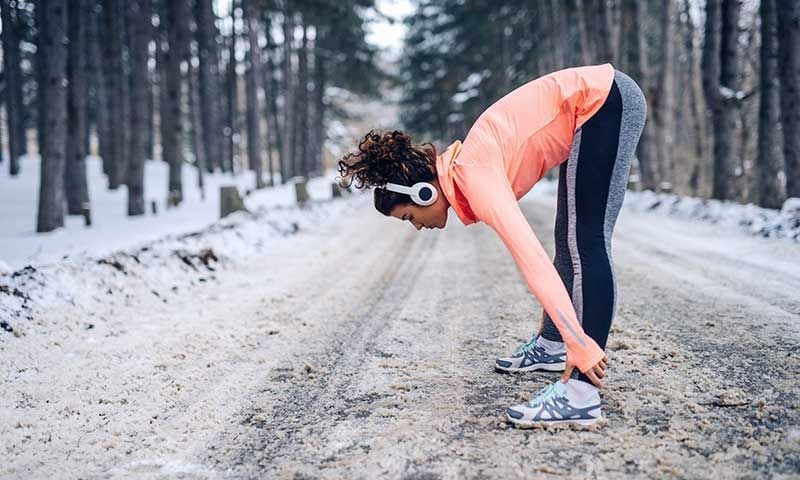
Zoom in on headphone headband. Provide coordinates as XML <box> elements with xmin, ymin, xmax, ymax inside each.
<box><xmin>383</xmin><ymin>181</ymin><xmax>438</xmax><ymax>207</ymax></box>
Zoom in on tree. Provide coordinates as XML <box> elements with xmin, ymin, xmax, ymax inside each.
<box><xmin>188</xmin><ymin>62</ymin><xmax>206</xmax><ymax>197</ymax></box>
<box><xmin>655</xmin><ymin>0</ymin><xmax>675</xmax><ymax>192</ymax></box>
<box><xmin>36</xmin><ymin>0</ymin><xmax>68</xmax><ymax>233</ymax></box>
<box><xmin>243</xmin><ymin>0</ymin><xmax>264</xmax><ymax>188</ymax></box>
<box><xmin>703</xmin><ymin>0</ymin><xmax>742</xmax><ymax>201</ymax></box>
<box><xmin>281</xmin><ymin>6</ymin><xmax>295</xmax><ymax>179</ymax></box>
<box><xmin>624</xmin><ymin>0</ymin><xmax>658</xmax><ymax>191</ymax></box>
<box><xmin>757</xmin><ymin>0</ymin><xmax>784</xmax><ymax>208</ymax></box>
<box><xmin>2</xmin><ymin>0</ymin><xmax>27</xmax><ymax>176</ymax></box>
<box><xmin>161</xmin><ymin>0</ymin><xmax>190</xmax><ymax>205</ymax></box>
<box><xmin>223</xmin><ymin>0</ymin><xmax>238</xmax><ymax>173</ymax></box>
<box><xmin>309</xmin><ymin>24</ymin><xmax>326</xmax><ymax>176</ymax></box>
<box><xmin>127</xmin><ymin>0</ymin><xmax>151</xmax><ymax>215</ymax></box>
<box><xmin>777</xmin><ymin>0</ymin><xmax>800</xmax><ymax>198</ymax></box>
<box><xmin>195</xmin><ymin>0</ymin><xmax>223</xmax><ymax>173</ymax></box>
<box><xmin>65</xmin><ymin>0</ymin><xmax>90</xmax><ymax>216</ymax></box>
<box><xmin>86</xmin><ymin>0</ymin><xmax>110</xmax><ymax>176</ymax></box>
<box><xmin>101</xmin><ymin>0</ymin><xmax>126</xmax><ymax>188</ymax></box>
<box><xmin>295</xmin><ymin>16</ymin><xmax>309</xmax><ymax>177</ymax></box>
<box><xmin>261</xmin><ymin>12</ymin><xmax>281</xmax><ymax>186</ymax></box>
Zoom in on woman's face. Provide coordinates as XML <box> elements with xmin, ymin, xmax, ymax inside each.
<box><xmin>388</xmin><ymin>179</ymin><xmax>450</xmax><ymax>230</ymax></box>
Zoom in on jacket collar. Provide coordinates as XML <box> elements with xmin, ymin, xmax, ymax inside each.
<box><xmin>436</xmin><ymin>140</ymin><xmax>477</xmax><ymax>225</ymax></box>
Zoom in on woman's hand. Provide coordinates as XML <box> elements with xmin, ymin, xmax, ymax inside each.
<box><xmin>561</xmin><ymin>354</ymin><xmax>608</xmax><ymax>388</ymax></box>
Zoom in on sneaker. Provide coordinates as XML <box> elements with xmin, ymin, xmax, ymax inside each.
<box><xmin>505</xmin><ymin>379</ymin><xmax>604</xmax><ymax>429</ymax></box>
<box><xmin>494</xmin><ymin>334</ymin><xmax>566</xmax><ymax>373</ymax></box>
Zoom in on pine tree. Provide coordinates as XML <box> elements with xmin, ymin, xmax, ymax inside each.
<box><xmin>1</xmin><ymin>0</ymin><xmax>27</xmax><ymax>176</ymax></box>
<box><xmin>36</xmin><ymin>0</ymin><xmax>69</xmax><ymax>233</ymax></box>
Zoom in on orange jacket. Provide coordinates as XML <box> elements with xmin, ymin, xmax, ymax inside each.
<box><xmin>435</xmin><ymin>63</ymin><xmax>615</xmax><ymax>373</ymax></box>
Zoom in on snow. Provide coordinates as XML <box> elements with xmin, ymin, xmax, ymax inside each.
<box><xmin>527</xmin><ymin>178</ymin><xmax>800</xmax><ymax>243</ymax></box>
<box><xmin>719</xmin><ymin>85</ymin><xmax>747</xmax><ymax>101</ymax></box>
<box><xmin>0</xmin><ymin>154</ymin><xmax>344</xmax><ymax>269</ymax></box>
<box><xmin>1</xmin><ymin>160</ymin><xmax>799</xmax><ymax>477</ymax></box>
<box><xmin>0</xmin><ymin>153</ymin><xmax>369</xmax><ymax>328</ymax></box>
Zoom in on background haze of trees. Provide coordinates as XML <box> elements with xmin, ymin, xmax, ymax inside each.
<box><xmin>1</xmin><ymin>0</ymin><xmax>799</xmax><ymax>234</ymax></box>
<box><xmin>0</xmin><ymin>0</ymin><xmax>381</xmax><ymax>232</ymax></box>
<box><xmin>399</xmin><ymin>0</ymin><xmax>799</xmax><ymax>210</ymax></box>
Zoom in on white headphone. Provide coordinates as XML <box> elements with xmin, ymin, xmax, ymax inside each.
<box><xmin>383</xmin><ymin>181</ymin><xmax>439</xmax><ymax>207</ymax></box>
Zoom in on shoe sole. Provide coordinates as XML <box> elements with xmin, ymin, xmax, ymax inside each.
<box><xmin>505</xmin><ymin>414</ymin><xmax>607</xmax><ymax>431</ymax></box>
<box><xmin>494</xmin><ymin>362</ymin><xmax>566</xmax><ymax>373</ymax></box>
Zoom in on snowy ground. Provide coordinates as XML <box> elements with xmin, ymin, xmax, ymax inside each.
<box><xmin>2</xmin><ymin>178</ymin><xmax>799</xmax><ymax>479</ymax></box>
<box><xmin>0</xmin><ymin>155</ymin><xmax>336</xmax><ymax>271</ymax></box>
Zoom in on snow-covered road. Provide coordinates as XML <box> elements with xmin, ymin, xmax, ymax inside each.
<box><xmin>2</xmin><ymin>193</ymin><xmax>799</xmax><ymax>479</ymax></box>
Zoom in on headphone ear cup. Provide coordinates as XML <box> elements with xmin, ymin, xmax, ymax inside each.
<box><xmin>413</xmin><ymin>182</ymin><xmax>438</xmax><ymax>206</ymax></box>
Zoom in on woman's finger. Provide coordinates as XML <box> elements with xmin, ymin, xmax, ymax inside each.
<box><xmin>595</xmin><ymin>365</ymin><xmax>605</xmax><ymax>378</ymax></box>
<box><xmin>561</xmin><ymin>363</ymin><xmax>574</xmax><ymax>383</ymax></box>
<box><xmin>586</xmin><ymin>369</ymin><xmax>604</xmax><ymax>388</ymax></box>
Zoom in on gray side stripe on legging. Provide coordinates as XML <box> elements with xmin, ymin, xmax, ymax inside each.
<box><xmin>604</xmin><ymin>70</ymin><xmax>647</xmax><ymax>317</ymax></box>
<box><xmin>565</xmin><ymin>128</ymin><xmax>584</xmax><ymax>327</ymax></box>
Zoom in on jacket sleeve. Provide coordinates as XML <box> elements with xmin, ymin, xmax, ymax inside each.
<box><xmin>453</xmin><ymin>161</ymin><xmax>606</xmax><ymax>373</ymax></box>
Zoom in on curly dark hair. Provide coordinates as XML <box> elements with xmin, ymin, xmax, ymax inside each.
<box><xmin>337</xmin><ymin>129</ymin><xmax>438</xmax><ymax>215</ymax></box>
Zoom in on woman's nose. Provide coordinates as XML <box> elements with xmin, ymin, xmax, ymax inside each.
<box><xmin>413</xmin><ymin>221</ymin><xmax>423</xmax><ymax>230</ymax></box>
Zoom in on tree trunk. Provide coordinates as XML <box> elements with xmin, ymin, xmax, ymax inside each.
<box><xmin>36</xmin><ymin>0</ymin><xmax>69</xmax><ymax>233</ymax></box>
<box><xmin>35</xmin><ymin>0</ymin><xmax>47</xmax><ymax>157</ymax></box>
<box><xmin>65</xmin><ymin>0</ymin><xmax>90</xmax><ymax>215</ymax></box>
<box><xmin>756</xmin><ymin>0</ymin><xmax>784</xmax><ymax>208</ymax></box>
<box><xmin>282</xmin><ymin>7</ymin><xmax>295</xmax><ymax>179</ymax></box>
<box><xmin>127</xmin><ymin>0</ymin><xmax>150</xmax><ymax>215</ymax></box>
<box><xmin>626</xmin><ymin>0</ymin><xmax>658</xmax><ymax>191</ymax></box>
<box><xmin>575</xmin><ymin>0</ymin><xmax>593</xmax><ymax>65</ymax></box>
<box><xmin>260</xmin><ymin>16</ymin><xmax>277</xmax><ymax>187</ymax></box>
<box><xmin>86</xmin><ymin>0</ymin><xmax>109</xmax><ymax>174</ymax></box>
<box><xmin>243</xmin><ymin>0</ymin><xmax>264</xmax><ymax>189</ymax></box>
<box><xmin>102</xmin><ymin>0</ymin><xmax>125</xmax><ymax>188</ymax></box>
<box><xmin>263</xmin><ymin>12</ymin><xmax>285</xmax><ymax>183</ymax></box>
<box><xmin>550</xmin><ymin>0</ymin><xmax>567</xmax><ymax>69</ymax></box>
<box><xmin>702</xmin><ymin>0</ymin><xmax>726</xmax><ymax>199</ymax></box>
<box><xmin>593</xmin><ymin>0</ymin><xmax>615</xmax><ymax>63</ymax></box>
<box><xmin>655</xmin><ymin>0</ymin><xmax>675</xmax><ymax>192</ymax></box>
<box><xmin>700</xmin><ymin>0</ymin><xmax>742</xmax><ymax>201</ymax></box>
<box><xmin>188</xmin><ymin>64</ymin><xmax>206</xmax><ymax>197</ymax></box>
<box><xmin>162</xmin><ymin>0</ymin><xmax>189</xmax><ymax>205</ymax></box>
<box><xmin>156</xmin><ymin>12</ymin><xmax>168</xmax><ymax>164</ymax></box>
<box><xmin>147</xmin><ymin>37</ymin><xmax>156</xmax><ymax>161</ymax></box>
<box><xmin>310</xmin><ymin>27</ymin><xmax>326</xmax><ymax>176</ymax></box>
<box><xmin>224</xmin><ymin>0</ymin><xmax>238</xmax><ymax>173</ymax></box>
<box><xmin>777</xmin><ymin>0</ymin><xmax>800</xmax><ymax>198</ymax></box>
<box><xmin>1</xmin><ymin>0</ymin><xmax>26</xmax><ymax>175</ymax></box>
<box><xmin>296</xmin><ymin>19</ymin><xmax>309</xmax><ymax>178</ymax></box>
<box><xmin>196</xmin><ymin>0</ymin><xmax>223</xmax><ymax>173</ymax></box>
<box><xmin>119</xmin><ymin>0</ymin><xmax>131</xmax><ymax>186</ymax></box>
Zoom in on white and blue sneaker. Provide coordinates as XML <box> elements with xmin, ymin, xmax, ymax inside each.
<box><xmin>495</xmin><ymin>334</ymin><xmax>566</xmax><ymax>373</ymax></box>
<box><xmin>505</xmin><ymin>379</ymin><xmax>604</xmax><ymax>429</ymax></box>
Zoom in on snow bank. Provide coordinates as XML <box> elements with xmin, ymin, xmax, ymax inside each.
<box><xmin>526</xmin><ymin>178</ymin><xmax>800</xmax><ymax>243</ymax></box>
<box><xmin>0</xmin><ymin>178</ymin><xmax>369</xmax><ymax>334</ymax></box>
<box><xmin>623</xmin><ymin>191</ymin><xmax>800</xmax><ymax>243</ymax></box>
<box><xmin>0</xmin><ymin>155</ymin><xmax>339</xmax><ymax>269</ymax></box>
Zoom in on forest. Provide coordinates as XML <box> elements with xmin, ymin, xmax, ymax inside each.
<box><xmin>0</xmin><ymin>0</ymin><xmax>799</xmax><ymax>233</ymax></box>
<box><xmin>400</xmin><ymin>0</ymin><xmax>799</xmax><ymax>210</ymax></box>
<box><xmin>0</xmin><ymin>0</ymin><xmax>381</xmax><ymax>233</ymax></box>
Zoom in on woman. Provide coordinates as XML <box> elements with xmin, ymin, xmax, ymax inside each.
<box><xmin>337</xmin><ymin>63</ymin><xmax>647</xmax><ymax>428</ymax></box>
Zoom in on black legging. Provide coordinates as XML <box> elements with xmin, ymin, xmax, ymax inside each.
<box><xmin>538</xmin><ymin>70</ymin><xmax>647</xmax><ymax>384</ymax></box>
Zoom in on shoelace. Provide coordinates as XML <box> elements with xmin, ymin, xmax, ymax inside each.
<box><xmin>527</xmin><ymin>381</ymin><xmax>563</xmax><ymax>407</ymax></box>
<box><xmin>514</xmin><ymin>334</ymin><xmax>540</xmax><ymax>355</ymax></box>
